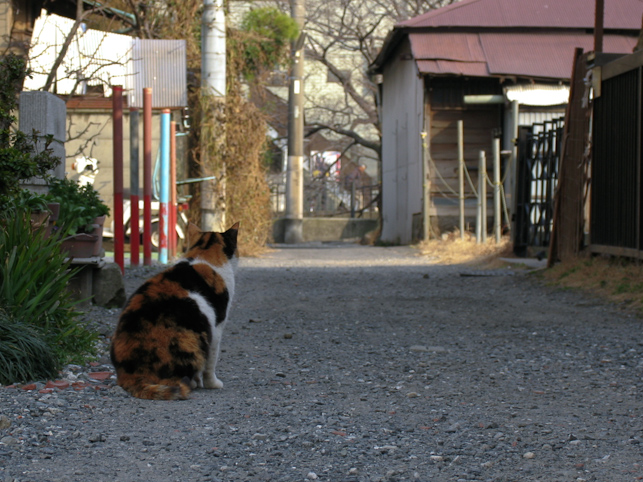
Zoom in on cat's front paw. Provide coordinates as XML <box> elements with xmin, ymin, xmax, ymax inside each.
<box><xmin>204</xmin><ymin>376</ymin><xmax>223</xmax><ymax>389</ymax></box>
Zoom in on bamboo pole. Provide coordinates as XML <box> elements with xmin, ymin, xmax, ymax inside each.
<box><xmin>458</xmin><ymin>120</ymin><xmax>465</xmax><ymax>239</ymax></box>
<box><xmin>493</xmin><ymin>138</ymin><xmax>502</xmax><ymax>243</ymax></box>
<box><xmin>481</xmin><ymin>150</ymin><xmax>487</xmax><ymax>243</ymax></box>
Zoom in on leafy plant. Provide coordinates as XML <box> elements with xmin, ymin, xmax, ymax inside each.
<box><xmin>0</xmin><ymin>308</ymin><xmax>58</xmax><ymax>385</ymax></box>
<box><xmin>46</xmin><ymin>177</ymin><xmax>109</xmax><ymax>235</ymax></box>
<box><xmin>0</xmin><ymin>54</ymin><xmax>60</xmax><ymax>209</ymax></box>
<box><xmin>238</xmin><ymin>7</ymin><xmax>299</xmax><ymax>81</ymax></box>
<box><xmin>0</xmin><ymin>208</ymin><xmax>97</xmax><ymax>370</ymax></box>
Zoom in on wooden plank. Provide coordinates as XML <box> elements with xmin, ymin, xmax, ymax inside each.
<box><xmin>590</xmin><ymin>244</ymin><xmax>643</xmax><ymax>259</ymax></box>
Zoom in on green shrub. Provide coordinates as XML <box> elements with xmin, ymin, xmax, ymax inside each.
<box><xmin>0</xmin><ymin>209</ymin><xmax>97</xmax><ymax>373</ymax></box>
<box><xmin>46</xmin><ymin>177</ymin><xmax>110</xmax><ymax>235</ymax></box>
<box><xmin>0</xmin><ymin>54</ymin><xmax>60</xmax><ymax>209</ymax></box>
<box><xmin>0</xmin><ymin>308</ymin><xmax>58</xmax><ymax>385</ymax></box>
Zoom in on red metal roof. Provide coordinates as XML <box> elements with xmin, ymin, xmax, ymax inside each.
<box><xmin>400</xmin><ymin>0</ymin><xmax>643</xmax><ymax>29</ymax></box>
<box><xmin>410</xmin><ymin>32</ymin><xmax>637</xmax><ymax>79</ymax></box>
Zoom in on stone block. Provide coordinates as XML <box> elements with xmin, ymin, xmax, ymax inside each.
<box><xmin>92</xmin><ymin>263</ymin><xmax>126</xmax><ymax>308</ymax></box>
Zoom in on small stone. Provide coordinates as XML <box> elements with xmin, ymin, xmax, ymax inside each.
<box><xmin>0</xmin><ymin>415</ymin><xmax>11</xmax><ymax>430</ymax></box>
<box><xmin>251</xmin><ymin>433</ymin><xmax>268</xmax><ymax>441</ymax></box>
<box><xmin>307</xmin><ymin>472</ymin><xmax>318</xmax><ymax>480</ymax></box>
<box><xmin>89</xmin><ymin>433</ymin><xmax>106</xmax><ymax>443</ymax></box>
<box><xmin>523</xmin><ymin>451</ymin><xmax>536</xmax><ymax>459</ymax></box>
<box><xmin>1</xmin><ymin>436</ymin><xmax>18</xmax><ymax>445</ymax></box>
<box><xmin>430</xmin><ymin>455</ymin><xmax>444</xmax><ymax>462</ymax></box>
<box><xmin>284</xmin><ymin>333</ymin><xmax>293</xmax><ymax>339</ymax></box>
<box><xmin>407</xmin><ymin>392</ymin><xmax>419</xmax><ymax>398</ymax></box>
<box><xmin>275</xmin><ymin>372</ymin><xmax>287</xmax><ymax>378</ymax></box>
<box><xmin>348</xmin><ymin>468</ymin><xmax>359</xmax><ymax>475</ymax></box>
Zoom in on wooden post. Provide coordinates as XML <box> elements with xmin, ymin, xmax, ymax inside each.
<box><xmin>143</xmin><ymin>88</ymin><xmax>153</xmax><ymax>266</ymax></box>
<box><xmin>481</xmin><ymin>150</ymin><xmax>487</xmax><ymax>243</ymax></box>
<box><xmin>458</xmin><ymin>120</ymin><xmax>465</xmax><ymax>239</ymax></box>
<box><xmin>493</xmin><ymin>138</ymin><xmax>502</xmax><ymax>243</ymax></box>
<box><xmin>112</xmin><ymin>85</ymin><xmax>124</xmax><ymax>273</ymax></box>
<box><xmin>129</xmin><ymin>108</ymin><xmax>140</xmax><ymax>266</ymax></box>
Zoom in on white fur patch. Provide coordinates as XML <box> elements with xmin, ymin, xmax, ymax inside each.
<box><xmin>190</xmin><ymin>258</ymin><xmax>237</xmax><ymax>303</ymax></box>
<box><xmin>187</xmin><ymin>291</ymin><xmax>217</xmax><ymax>327</ymax></box>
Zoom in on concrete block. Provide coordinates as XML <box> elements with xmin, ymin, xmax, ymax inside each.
<box><xmin>19</xmin><ymin>91</ymin><xmax>66</xmax><ymax>181</ymax></box>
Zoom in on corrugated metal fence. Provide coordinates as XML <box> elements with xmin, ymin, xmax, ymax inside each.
<box><xmin>590</xmin><ymin>50</ymin><xmax>643</xmax><ymax>259</ymax></box>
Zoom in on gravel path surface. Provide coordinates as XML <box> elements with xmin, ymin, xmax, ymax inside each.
<box><xmin>2</xmin><ymin>243</ymin><xmax>643</xmax><ymax>482</ymax></box>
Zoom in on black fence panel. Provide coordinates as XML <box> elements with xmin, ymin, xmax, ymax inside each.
<box><xmin>514</xmin><ymin>119</ymin><xmax>564</xmax><ymax>256</ymax></box>
<box><xmin>591</xmin><ymin>66</ymin><xmax>641</xmax><ymax>254</ymax></box>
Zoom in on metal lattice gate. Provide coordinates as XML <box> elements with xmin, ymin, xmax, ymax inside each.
<box><xmin>514</xmin><ymin>119</ymin><xmax>564</xmax><ymax>256</ymax></box>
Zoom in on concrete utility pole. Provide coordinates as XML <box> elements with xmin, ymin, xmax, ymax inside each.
<box><xmin>284</xmin><ymin>0</ymin><xmax>305</xmax><ymax>244</ymax></box>
<box><xmin>201</xmin><ymin>0</ymin><xmax>226</xmax><ymax>231</ymax></box>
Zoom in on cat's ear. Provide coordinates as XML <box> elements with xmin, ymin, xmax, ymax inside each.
<box><xmin>227</xmin><ymin>222</ymin><xmax>240</xmax><ymax>232</ymax></box>
<box><xmin>223</xmin><ymin>222</ymin><xmax>239</xmax><ymax>248</ymax></box>
<box><xmin>187</xmin><ymin>223</ymin><xmax>201</xmax><ymax>245</ymax></box>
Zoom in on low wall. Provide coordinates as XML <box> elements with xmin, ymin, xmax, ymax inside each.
<box><xmin>273</xmin><ymin>217</ymin><xmax>379</xmax><ymax>243</ymax></box>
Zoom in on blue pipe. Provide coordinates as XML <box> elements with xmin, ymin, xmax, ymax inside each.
<box><xmin>159</xmin><ymin>111</ymin><xmax>171</xmax><ymax>263</ymax></box>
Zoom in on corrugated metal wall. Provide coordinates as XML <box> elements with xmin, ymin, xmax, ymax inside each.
<box><xmin>128</xmin><ymin>39</ymin><xmax>187</xmax><ymax>109</ymax></box>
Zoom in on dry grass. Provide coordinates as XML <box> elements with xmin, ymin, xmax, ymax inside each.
<box><xmin>540</xmin><ymin>255</ymin><xmax>643</xmax><ymax>315</ymax></box>
<box><xmin>418</xmin><ymin>230</ymin><xmax>513</xmax><ymax>267</ymax></box>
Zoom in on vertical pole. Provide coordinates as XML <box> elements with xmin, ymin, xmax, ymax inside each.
<box><xmin>457</xmin><ymin>120</ymin><xmax>465</xmax><ymax>239</ymax></box>
<box><xmin>285</xmin><ymin>0</ymin><xmax>305</xmax><ymax>244</ymax></box>
<box><xmin>170</xmin><ymin>121</ymin><xmax>177</xmax><ymax>258</ymax></box>
<box><xmin>493</xmin><ymin>137</ymin><xmax>502</xmax><ymax>243</ymax></box>
<box><xmin>594</xmin><ymin>0</ymin><xmax>604</xmax><ymax>54</ymax></box>
<box><xmin>112</xmin><ymin>85</ymin><xmax>124</xmax><ymax>273</ymax></box>
<box><xmin>350</xmin><ymin>181</ymin><xmax>356</xmax><ymax>218</ymax></box>
<box><xmin>201</xmin><ymin>0</ymin><xmax>226</xmax><ymax>232</ymax></box>
<box><xmin>476</xmin><ymin>150</ymin><xmax>483</xmax><ymax>244</ymax></box>
<box><xmin>159</xmin><ymin>109</ymin><xmax>170</xmax><ymax>264</ymax></box>
<box><xmin>481</xmin><ymin>150</ymin><xmax>487</xmax><ymax>243</ymax></box>
<box><xmin>129</xmin><ymin>108</ymin><xmax>140</xmax><ymax>266</ymax></box>
<box><xmin>421</xmin><ymin>109</ymin><xmax>432</xmax><ymax>241</ymax></box>
<box><xmin>143</xmin><ymin>88</ymin><xmax>153</xmax><ymax>266</ymax></box>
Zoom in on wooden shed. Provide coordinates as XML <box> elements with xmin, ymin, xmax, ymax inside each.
<box><xmin>370</xmin><ymin>0</ymin><xmax>640</xmax><ymax>244</ymax></box>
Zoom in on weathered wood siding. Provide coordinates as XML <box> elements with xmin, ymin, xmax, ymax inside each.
<box><xmin>426</xmin><ymin>77</ymin><xmax>502</xmax><ymax>223</ymax></box>
<box><xmin>380</xmin><ymin>38</ymin><xmax>424</xmax><ymax>244</ymax></box>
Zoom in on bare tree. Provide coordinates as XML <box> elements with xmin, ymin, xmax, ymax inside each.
<box><xmin>269</xmin><ymin>0</ymin><xmax>456</xmax><ymax>162</ymax></box>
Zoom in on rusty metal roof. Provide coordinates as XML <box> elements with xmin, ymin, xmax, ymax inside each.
<box><xmin>371</xmin><ymin>0</ymin><xmax>642</xmax><ymax>79</ymax></box>
<box><xmin>400</xmin><ymin>0</ymin><xmax>643</xmax><ymax>29</ymax></box>
<box><xmin>410</xmin><ymin>32</ymin><xmax>637</xmax><ymax>79</ymax></box>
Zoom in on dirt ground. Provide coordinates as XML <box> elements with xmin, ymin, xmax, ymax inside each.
<box><xmin>2</xmin><ymin>242</ymin><xmax>643</xmax><ymax>482</ymax></box>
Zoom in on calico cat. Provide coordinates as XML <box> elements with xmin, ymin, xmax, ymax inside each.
<box><xmin>110</xmin><ymin>222</ymin><xmax>239</xmax><ymax>400</ymax></box>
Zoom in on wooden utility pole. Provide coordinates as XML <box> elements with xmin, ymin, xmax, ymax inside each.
<box><xmin>284</xmin><ymin>0</ymin><xmax>305</xmax><ymax>244</ymax></box>
<box><xmin>594</xmin><ymin>0</ymin><xmax>604</xmax><ymax>53</ymax></box>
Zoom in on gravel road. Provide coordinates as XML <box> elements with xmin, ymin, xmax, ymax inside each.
<box><xmin>2</xmin><ymin>243</ymin><xmax>643</xmax><ymax>482</ymax></box>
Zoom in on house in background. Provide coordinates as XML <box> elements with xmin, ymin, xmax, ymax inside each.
<box><xmin>370</xmin><ymin>0</ymin><xmax>641</xmax><ymax>244</ymax></box>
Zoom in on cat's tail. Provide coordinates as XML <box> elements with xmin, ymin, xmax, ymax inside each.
<box><xmin>117</xmin><ymin>374</ymin><xmax>192</xmax><ymax>400</ymax></box>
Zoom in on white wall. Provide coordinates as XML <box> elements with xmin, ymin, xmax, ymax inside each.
<box><xmin>380</xmin><ymin>38</ymin><xmax>424</xmax><ymax>244</ymax></box>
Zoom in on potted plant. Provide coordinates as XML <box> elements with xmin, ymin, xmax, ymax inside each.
<box><xmin>46</xmin><ymin>178</ymin><xmax>110</xmax><ymax>258</ymax></box>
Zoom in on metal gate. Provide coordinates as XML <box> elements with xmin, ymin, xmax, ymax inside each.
<box><xmin>514</xmin><ymin>118</ymin><xmax>564</xmax><ymax>256</ymax></box>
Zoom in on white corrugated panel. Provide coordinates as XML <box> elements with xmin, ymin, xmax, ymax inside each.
<box><xmin>127</xmin><ymin>39</ymin><xmax>187</xmax><ymax>108</ymax></box>
<box><xmin>26</xmin><ymin>11</ymin><xmax>130</xmax><ymax>97</ymax></box>
<box><xmin>26</xmin><ymin>12</ymin><xmax>187</xmax><ymax>108</ymax></box>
